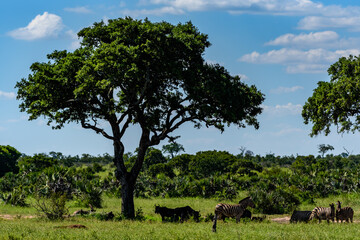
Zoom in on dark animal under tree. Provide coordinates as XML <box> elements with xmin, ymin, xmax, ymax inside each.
<box><xmin>155</xmin><ymin>205</ymin><xmax>200</xmax><ymax>222</ymax></box>
<box><xmin>290</xmin><ymin>210</ymin><xmax>312</xmax><ymax>223</ymax></box>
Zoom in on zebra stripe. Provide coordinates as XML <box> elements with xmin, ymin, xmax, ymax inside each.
<box><xmin>309</xmin><ymin>203</ymin><xmax>335</xmax><ymax>223</ymax></box>
<box><xmin>212</xmin><ymin>196</ymin><xmax>255</xmax><ymax>232</ymax></box>
<box><xmin>336</xmin><ymin>201</ymin><xmax>354</xmax><ymax>223</ymax></box>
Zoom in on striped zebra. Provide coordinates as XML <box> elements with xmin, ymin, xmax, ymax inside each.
<box><xmin>212</xmin><ymin>196</ymin><xmax>255</xmax><ymax>232</ymax></box>
<box><xmin>309</xmin><ymin>203</ymin><xmax>335</xmax><ymax>223</ymax></box>
<box><xmin>336</xmin><ymin>201</ymin><xmax>354</xmax><ymax>223</ymax></box>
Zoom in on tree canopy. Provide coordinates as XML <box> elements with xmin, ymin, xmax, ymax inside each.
<box><xmin>0</xmin><ymin>145</ymin><xmax>21</xmax><ymax>177</ymax></box>
<box><xmin>16</xmin><ymin>17</ymin><xmax>264</xmax><ymax>218</ymax></box>
<box><xmin>303</xmin><ymin>55</ymin><xmax>360</xmax><ymax>136</ymax></box>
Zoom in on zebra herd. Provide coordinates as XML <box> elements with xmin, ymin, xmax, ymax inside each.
<box><xmin>155</xmin><ymin>197</ymin><xmax>355</xmax><ymax>233</ymax></box>
<box><xmin>290</xmin><ymin>201</ymin><xmax>354</xmax><ymax>224</ymax></box>
<box><xmin>211</xmin><ymin>197</ymin><xmax>354</xmax><ymax>232</ymax></box>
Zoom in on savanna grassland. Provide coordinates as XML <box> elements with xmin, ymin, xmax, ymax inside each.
<box><xmin>1</xmin><ymin>195</ymin><xmax>360</xmax><ymax>240</ymax></box>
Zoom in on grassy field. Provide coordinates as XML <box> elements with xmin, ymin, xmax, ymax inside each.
<box><xmin>1</xmin><ymin>194</ymin><xmax>360</xmax><ymax>240</ymax></box>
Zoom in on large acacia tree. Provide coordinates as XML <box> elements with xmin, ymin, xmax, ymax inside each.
<box><xmin>303</xmin><ymin>55</ymin><xmax>360</xmax><ymax>136</ymax></box>
<box><xmin>16</xmin><ymin>17</ymin><xmax>264</xmax><ymax>218</ymax></box>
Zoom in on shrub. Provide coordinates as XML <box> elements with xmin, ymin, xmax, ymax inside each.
<box><xmin>1</xmin><ymin>187</ymin><xmax>28</xmax><ymax>207</ymax></box>
<box><xmin>33</xmin><ymin>193</ymin><xmax>68</xmax><ymax>220</ymax></box>
<box><xmin>249</xmin><ymin>180</ymin><xmax>300</xmax><ymax>214</ymax></box>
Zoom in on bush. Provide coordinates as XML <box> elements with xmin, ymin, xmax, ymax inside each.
<box><xmin>249</xmin><ymin>180</ymin><xmax>300</xmax><ymax>214</ymax></box>
<box><xmin>33</xmin><ymin>193</ymin><xmax>68</xmax><ymax>220</ymax></box>
<box><xmin>1</xmin><ymin>187</ymin><xmax>28</xmax><ymax>207</ymax></box>
<box><xmin>17</xmin><ymin>154</ymin><xmax>59</xmax><ymax>173</ymax></box>
<box><xmin>74</xmin><ymin>180</ymin><xmax>103</xmax><ymax>208</ymax></box>
<box><xmin>189</xmin><ymin>151</ymin><xmax>237</xmax><ymax>178</ymax></box>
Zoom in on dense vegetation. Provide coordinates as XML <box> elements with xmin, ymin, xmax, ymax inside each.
<box><xmin>1</xmin><ymin>144</ymin><xmax>360</xmax><ymax>216</ymax></box>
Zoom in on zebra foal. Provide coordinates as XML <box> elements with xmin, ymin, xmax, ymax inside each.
<box><xmin>212</xmin><ymin>196</ymin><xmax>255</xmax><ymax>232</ymax></box>
<box><xmin>309</xmin><ymin>203</ymin><xmax>335</xmax><ymax>223</ymax></box>
<box><xmin>336</xmin><ymin>201</ymin><xmax>354</xmax><ymax>223</ymax></box>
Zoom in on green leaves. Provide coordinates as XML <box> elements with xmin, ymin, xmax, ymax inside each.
<box><xmin>303</xmin><ymin>55</ymin><xmax>360</xmax><ymax>136</ymax></box>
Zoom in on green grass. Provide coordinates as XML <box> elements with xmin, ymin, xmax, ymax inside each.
<box><xmin>1</xmin><ymin>194</ymin><xmax>360</xmax><ymax>239</ymax></box>
<box><xmin>1</xmin><ymin>217</ymin><xmax>359</xmax><ymax>240</ymax></box>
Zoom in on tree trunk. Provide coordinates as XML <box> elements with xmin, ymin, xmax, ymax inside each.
<box><xmin>112</xmin><ymin>127</ymin><xmax>150</xmax><ymax>219</ymax></box>
<box><xmin>120</xmin><ymin>177</ymin><xmax>135</xmax><ymax>218</ymax></box>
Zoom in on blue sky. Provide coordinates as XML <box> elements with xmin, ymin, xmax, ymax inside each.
<box><xmin>1</xmin><ymin>0</ymin><xmax>360</xmax><ymax>157</ymax></box>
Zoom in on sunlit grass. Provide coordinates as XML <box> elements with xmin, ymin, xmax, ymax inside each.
<box><xmin>1</xmin><ymin>193</ymin><xmax>360</xmax><ymax>239</ymax></box>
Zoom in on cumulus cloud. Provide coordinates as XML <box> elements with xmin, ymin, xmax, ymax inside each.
<box><xmin>266</xmin><ymin>31</ymin><xmax>360</xmax><ymax>49</ymax></box>
<box><xmin>139</xmin><ymin>0</ymin><xmax>360</xmax><ymax>18</ymax></box>
<box><xmin>120</xmin><ymin>6</ymin><xmax>184</xmax><ymax>16</ymax></box>
<box><xmin>66</xmin><ymin>30</ymin><xmax>81</xmax><ymax>50</ymax></box>
<box><xmin>266</xmin><ymin>31</ymin><xmax>338</xmax><ymax>47</ymax></box>
<box><xmin>0</xmin><ymin>91</ymin><xmax>16</xmax><ymax>99</ymax></box>
<box><xmin>270</xmin><ymin>86</ymin><xmax>304</xmax><ymax>94</ymax></box>
<box><xmin>262</xmin><ymin>103</ymin><xmax>303</xmax><ymax>116</ymax></box>
<box><xmin>8</xmin><ymin>12</ymin><xmax>63</xmax><ymax>40</ymax></box>
<box><xmin>298</xmin><ymin>16</ymin><xmax>360</xmax><ymax>31</ymax></box>
<box><xmin>64</xmin><ymin>6</ymin><xmax>92</xmax><ymax>14</ymax></box>
<box><xmin>239</xmin><ymin>48</ymin><xmax>360</xmax><ymax>73</ymax></box>
<box><xmin>143</xmin><ymin>0</ymin><xmax>324</xmax><ymax>14</ymax></box>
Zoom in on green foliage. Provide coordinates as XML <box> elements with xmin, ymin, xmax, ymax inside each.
<box><xmin>33</xmin><ymin>193</ymin><xmax>69</xmax><ymax>220</ymax></box>
<box><xmin>162</xmin><ymin>142</ymin><xmax>185</xmax><ymax>159</ymax></box>
<box><xmin>17</xmin><ymin>154</ymin><xmax>59</xmax><ymax>173</ymax></box>
<box><xmin>189</xmin><ymin>150</ymin><xmax>237</xmax><ymax>178</ymax></box>
<box><xmin>0</xmin><ymin>187</ymin><xmax>28</xmax><ymax>207</ymax></box>
<box><xmin>318</xmin><ymin>144</ymin><xmax>334</xmax><ymax>157</ymax></box>
<box><xmin>168</xmin><ymin>154</ymin><xmax>192</xmax><ymax>175</ymax></box>
<box><xmin>230</xmin><ymin>159</ymin><xmax>263</xmax><ymax>176</ymax></box>
<box><xmin>249</xmin><ymin>180</ymin><xmax>300</xmax><ymax>214</ymax></box>
<box><xmin>303</xmin><ymin>55</ymin><xmax>360</xmax><ymax>136</ymax></box>
<box><xmin>148</xmin><ymin>163</ymin><xmax>175</xmax><ymax>178</ymax></box>
<box><xmin>143</xmin><ymin>148</ymin><xmax>167</xmax><ymax>170</ymax></box>
<box><xmin>74</xmin><ymin>180</ymin><xmax>103</xmax><ymax>208</ymax></box>
<box><xmin>0</xmin><ymin>145</ymin><xmax>21</xmax><ymax>177</ymax></box>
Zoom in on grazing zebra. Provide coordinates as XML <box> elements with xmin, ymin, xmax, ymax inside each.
<box><xmin>290</xmin><ymin>210</ymin><xmax>312</xmax><ymax>223</ymax></box>
<box><xmin>336</xmin><ymin>201</ymin><xmax>354</xmax><ymax>223</ymax></box>
<box><xmin>219</xmin><ymin>209</ymin><xmax>252</xmax><ymax>221</ymax></box>
<box><xmin>309</xmin><ymin>203</ymin><xmax>335</xmax><ymax>223</ymax></box>
<box><xmin>212</xmin><ymin>196</ymin><xmax>255</xmax><ymax>232</ymax></box>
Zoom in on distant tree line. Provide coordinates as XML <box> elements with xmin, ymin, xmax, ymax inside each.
<box><xmin>1</xmin><ymin>143</ymin><xmax>360</xmax><ymax>215</ymax></box>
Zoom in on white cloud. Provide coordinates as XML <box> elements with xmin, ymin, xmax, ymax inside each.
<box><xmin>120</xmin><ymin>6</ymin><xmax>184</xmax><ymax>16</ymax></box>
<box><xmin>135</xmin><ymin>1</ymin><xmax>360</xmax><ymax>33</ymax></box>
<box><xmin>66</xmin><ymin>30</ymin><xmax>81</xmax><ymax>50</ymax></box>
<box><xmin>239</xmin><ymin>48</ymin><xmax>360</xmax><ymax>73</ymax></box>
<box><xmin>145</xmin><ymin>0</ymin><xmax>324</xmax><ymax>14</ymax></box>
<box><xmin>0</xmin><ymin>91</ymin><xmax>16</xmax><ymax>99</ymax></box>
<box><xmin>262</xmin><ymin>103</ymin><xmax>303</xmax><ymax>116</ymax></box>
<box><xmin>8</xmin><ymin>12</ymin><xmax>63</xmax><ymax>41</ymax></box>
<box><xmin>298</xmin><ymin>16</ymin><xmax>360</xmax><ymax>31</ymax></box>
<box><xmin>237</xmin><ymin>74</ymin><xmax>249</xmax><ymax>81</ymax></box>
<box><xmin>64</xmin><ymin>6</ymin><xmax>92</xmax><ymax>14</ymax></box>
<box><xmin>267</xmin><ymin>31</ymin><xmax>360</xmax><ymax>49</ymax></box>
<box><xmin>270</xmin><ymin>86</ymin><xmax>304</xmax><ymax>94</ymax></box>
<box><xmin>266</xmin><ymin>31</ymin><xmax>338</xmax><ymax>47</ymax></box>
